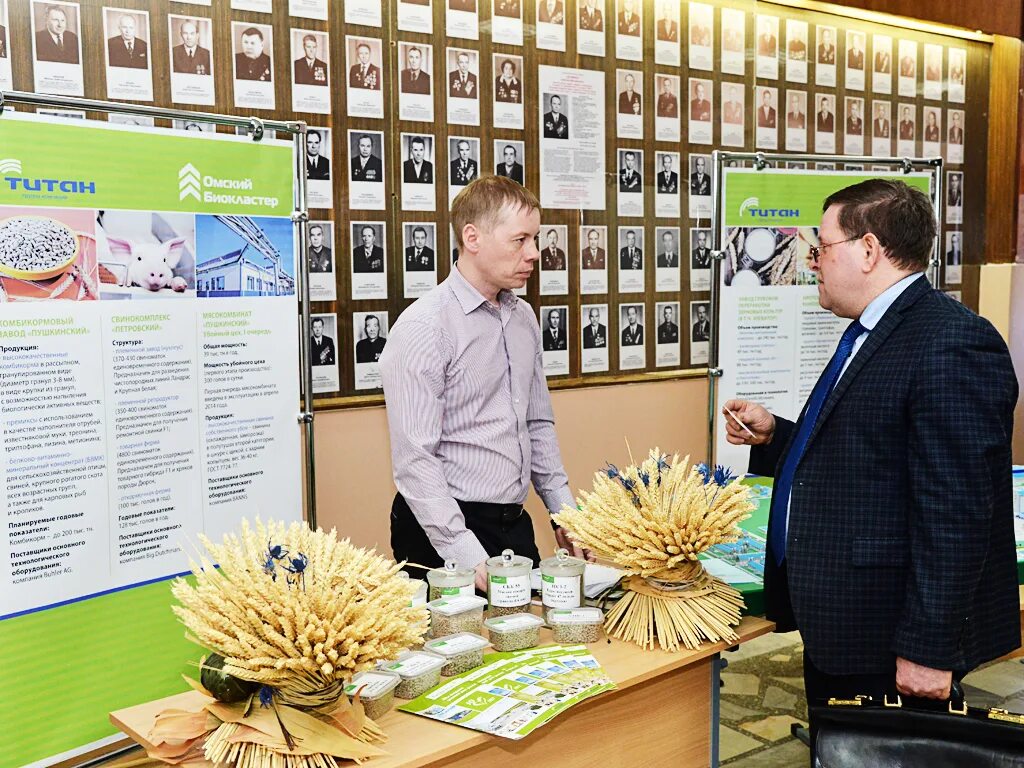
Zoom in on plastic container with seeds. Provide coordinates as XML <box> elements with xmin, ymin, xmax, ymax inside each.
<box><xmin>547</xmin><ymin>607</ymin><xmax>605</xmax><ymax>644</ymax></box>
<box><xmin>484</xmin><ymin>612</ymin><xmax>544</xmax><ymax>652</ymax></box>
<box><xmin>344</xmin><ymin>670</ymin><xmax>400</xmax><ymax>720</ymax></box>
<box><xmin>423</xmin><ymin>632</ymin><xmax>490</xmax><ymax>676</ymax></box>
<box><xmin>539</xmin><ymin>548</ymin><xmax>586</xmax><ymax>610</ymax></box>
<box><xmin>427</xmin><ymin>560</ymin><xmax>476</xmax><ymax>602</ymax></box>
<box><xmin>386</xmin><ymin>650</ymin><xmax>446</xmax><ymax>699</ymax></box>
<box><xmin>486</xmin><ymin>549</ymin><xmax>533</xmax><ymax>617</ymax></box>
<box><xmin>426</xmin><ymin>594</ymin><xmax>487</xmax><ymax>637</ymax></box>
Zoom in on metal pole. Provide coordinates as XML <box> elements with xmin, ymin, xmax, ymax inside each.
<box><xmin>929</xmin><ymin>159</ymin><xmax>944</xmax><ymax>287</ymax></box>
<box><xmin>707</xmin><ymin>150</ymin><xmax>726</xmax><ymax>464</ymax></box>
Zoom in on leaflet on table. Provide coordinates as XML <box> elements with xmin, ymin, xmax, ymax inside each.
<box><xmin>399</xmin><ymin>645</ymin><xmax>615</xmax><ymax>739</ymax></box>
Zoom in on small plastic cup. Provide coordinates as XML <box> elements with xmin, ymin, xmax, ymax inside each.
<box><xmin>344</xmin><ymin>670</ymin><xmax>400</xmax><ymax>720</ymax></box>
<box><xmin>426</xmin><ymin>594</ymin><xmax>487</xmax><ymax>636</ymax></box>
<box><xmin>547</xmin><ymin>607</ymin><xmax>605</xmax><ymax>644</ymax></box>
<box><xmin>423</xmin><ymin>632</ymin><xmax>490</xmax><ymax>676</ymax></box>
<box><xmin>484</xmin><ymin>612</ymin><xmax>545</xmax><ymax>652</ymax></box>
<box><xmin>385</xmin><ymin>650</ymin><xmax>446</xmax><ymax>699</ymax></box>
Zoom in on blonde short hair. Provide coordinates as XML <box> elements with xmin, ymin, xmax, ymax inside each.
<box><xmin>451</xmin><ymin>176</ymin><xmax>540</xmax><ymax>251</ymax></box>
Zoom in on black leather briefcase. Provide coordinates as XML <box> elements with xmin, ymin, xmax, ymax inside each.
<box><xmin>813</xmin><ymin>686</ymin><xmax>1024</xmax><ymax>768</ymax></box>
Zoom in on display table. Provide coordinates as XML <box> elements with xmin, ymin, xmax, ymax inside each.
<box><xmin>110</xmin><ymin>616</ymin><xmax>773</xmax><ymax>768</ymax></box>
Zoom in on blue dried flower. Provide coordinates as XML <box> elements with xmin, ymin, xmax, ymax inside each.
<box><xmin>605</xmin><ymin>463</ymin><xmax>620</xmax><ymax>479</ymax></box>
<box><xmin>638</xmin><ymin>470</ymin><xmax>650</xmax><ymax>488</ymax></box>
<box><xmin>696</xmin><ymin>463</ymin><xmax>712</xmax><ymax>485</ymax></box>
<box><xmin>656</xmin><ymin>455</ymin><xmax>670</xmax><ymax>472</ymax></box>
<box><xmin>713</xmin><ymin>465</ymin><xmax>737</xmax><ymax>487</ymax></box>
<box><xmin>259</xmin><ymin>685</ymin><xmax>274</xmax><ymax>708</ymax></box>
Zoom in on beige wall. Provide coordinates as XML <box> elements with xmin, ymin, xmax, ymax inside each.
<box><xmin>312</xmin><ymin>377</ymin><xmax>710</xmax><ymax>556</ymax></box>
<box><xmin>978</xmin><ymin>263</ymin><xmax>1024</xmax><ymax>463</ymax></box>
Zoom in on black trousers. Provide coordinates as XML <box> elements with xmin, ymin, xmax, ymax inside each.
<box><xmin>390</xmin><ymin>493</ymin><xmax>542</xmax><ymax>580</ymax></box>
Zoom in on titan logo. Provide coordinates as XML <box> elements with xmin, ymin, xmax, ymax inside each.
<box><xmin>3</xmin><ymin>156</ymin><xmax>97</xmax><ymax>194</ymax></box>
<box><xmin>740</xmin><ymin>196</ymin><xmax>800</xmax><ymax>218</ymax></box>
<box><xmin>178</xmin><ymin>163</ymin><xmax>201</xmax><ymax>201</ymax></box>
<box><xmin>0</xmin><ymin>158</ymin><xmax>22</xmax><ymax>175</ymax></box>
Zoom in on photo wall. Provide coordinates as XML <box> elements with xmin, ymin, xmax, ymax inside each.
<box><xmin>0</xmin><ymin>0</ymin><xmax>989</xmax><ymax>404</ymax></box>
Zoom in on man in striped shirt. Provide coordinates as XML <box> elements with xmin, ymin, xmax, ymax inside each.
<box><xmin>380</xmin><ymin>177</ymin><xmax>588</xmax><ymax>589</ymax></box>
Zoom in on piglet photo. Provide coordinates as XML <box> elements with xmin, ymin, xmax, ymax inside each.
<box><xmin>107</xmin><ymin>236</ymin><xmax>189</xmax><ymax>292</ymax></box>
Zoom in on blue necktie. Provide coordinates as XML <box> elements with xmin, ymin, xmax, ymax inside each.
<box><xmin>769</xmin><ymin>319</ymin><xmax>865</xmax><ymax>564</ymax></box>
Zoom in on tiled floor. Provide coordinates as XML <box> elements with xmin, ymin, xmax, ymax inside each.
<box><xmin>719</xmin><ymin>631</ymin><xmax>1024</xmax><ymax>766</ymax></box>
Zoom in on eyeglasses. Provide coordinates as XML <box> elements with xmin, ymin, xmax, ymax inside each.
<box><xmin>804</xmin><ymin>234</ymin><xmax>862</xmax><ymax>263</ymax></box>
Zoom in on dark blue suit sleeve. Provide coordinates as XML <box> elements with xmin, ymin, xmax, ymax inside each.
<box><xmin>892</xmin><ymin>317</ymin><xmax>1019</xmax><ymax>669</ymax></box>
<box><xmin>748</xmin><ymin>416</ymin><xmax>795</xmax><ymax>477</ymax></box>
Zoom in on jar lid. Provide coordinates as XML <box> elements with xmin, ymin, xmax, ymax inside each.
<box><xmin>485</xmin><ymin>548</ymin><xmax>532</xmax><ymax>571</ymax></box>
<box><xmin>427</xmin><ymin>560</ymin><xmax>476</xmax><ymax>583</ymax></box>
<box><xmin>539</xmin><ymin>548</ymin><xmax>586</xmax><ymax>572</ymax></box>
<box><xmin>426</xmin><ymin>594</ymin><xmax>488</xmax><ymax>615</ymax></box>
<box><xmin>423</xmin><ymin>632</ymin><xmax>490</xmax><ymax>658</ymax></box>
<box><xmin>484</xmin><ymin>613</ymin><xmax>545</xmax><ymax>633</ymax></box>
<box><xmin>344</xmin><ymin>670</ymin><xmax>400</xmax><ymax>700</ymax></box>
<box><xmin>546</xmin><ymin>606</ymin><xmax>605</xmax><ymax>625</ymax></box>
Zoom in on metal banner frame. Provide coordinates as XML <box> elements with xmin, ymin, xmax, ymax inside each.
<box><xmin>706</xmin><ymin>150</ymin><xmax>944</xmax><ymax>464</ymax></box>
<box><xmin>0</xmin><ymin>89</ymin><xmax>317</xmax><ymax>528</ymax></box>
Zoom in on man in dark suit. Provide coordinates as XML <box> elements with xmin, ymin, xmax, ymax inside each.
<box><xmin>786</xmin><ymin>93</ymin><xmax>805</xmax><ymax>129</ymax></box>
<box><xmin>405</xmin><ymin>227</ymin><xmax>435</xmax><ymax>272</ymax></box>
<box><xmin>402</xmin><ymin>137</ymin><xmax>433</xmax><ymax>184</ymax></box>
<box><xmin>873</xmin><ymin>104</ymin><xmax>890</xmax><ymax>138</ymax></box>
<box><xmin>657</xmin><ymin>305</ymin><xmax>678</xmax><ymax>344</ymax></box>
<box><xmin>617</xmin><ymin>0</ymin><xmax>640</xmax><ymax>36</ymax></box>
<box><xmin>846</xmin><ymin>100</ymin><xmax>863</xmax><ymax>135</ymax></box>
<box><xmin>579</xmin><ymin>0</ymin><xmax>603</xmax><ymax>31</ymax></box>
<box><xmin>448</xmin><ymin>51</ymin><xmax>477</xmax><ymax>98</ymax></box>
<box><xmin>787</xmin><ymin>33</ymin><xmax>807</xmax><ymax>61</ymax></box>
<box><xmin>656</xmin><ymin>1</ymin><xmax>677</xmax><ymax>41</ymax></box>
<box><xmin>656</xmin><ymin>78</ymin><xmax>677</xmax><ymax>118</ymax></box>
<box><xmin>656</xmin><ymin>230</ymin><xmax>678</xmax><ymax>268</ymax></box>
<box><xmin>756</xmin><ymin>88</ymin><xmax>777</xmax><ymax>129</ymax></box>
<box><xmin>541</xmin><ymin>230</ymin><xmax>566</xmax><ymax>271</ymax></box>
<box><xmin>351</xmin><ymin>134</ymin><xmax>383</xmax><ymax>182</ymax></box>
<box><xmin>691</xmin><ymin>230</ymin><xmax>711</xmax><ymax>269</ymax></box>
<box><xmin>619</xmin><ymin>230</ymin><xmax>641</xmax><ymax>270</ymax></box>
<box><xmin>543</xmin><ymin>95</ymin><xmax>569</xmax><ymax>138</ymax></box>
<box><xmin>621</xmin><ymin>306</ymin><xmax>643</xmax><ymax>345</ymax></box>
<box><xmin>355</xmin><ymin>315</ymin><xmax>387</xmax><ymax>363</ymax></box>
<box><xmin>690</xmin><ymin>156</ymin><xmax>710</xmax><ymax>195</ymax></box>
<box><xmin>306</xmin><ymin>130</ymin><xmax>331</xmax><ymax>180</ymax></box>
<box><xmin>617</xmin><ymin>73</ymin><xmax>641</xmax><ymax>115</ymax></box>
<box><xmin>846</xmin><ymin>34</ymin><xmax>864</xmax><ymax>69</ymax></box>
<box><xmin>756</xmin><ymin>18</ymin><xmax>776</xmax><ymax>57</ymax></box>
<box><xmin>689</xmin><ymin>81</ymin><xmax>711</xmax><ymax>122</ymax></box>
<box><xmin>691</xmin><ymin>304</ymin><xmax>709</xmax><ymax>341</ymax></box>
<box><xmin>542</xmin><ymin>310</ymin><xmax>567</xmax><ymax>352</ymax></box>
<box><xmin>656</xmin><ymin>154</ymin><xmax>678</xmax><ymax>194</ymax></box>
<box><xmin>947</xmin><ymin>173</ymin><xmax>963</xmax><ymax>207</ymax></box>
<box><xmin>538</xmin><ymin>0</ymin><xmax>564</xmax><ymax>24</ymax></box>
<box><xmin>619</xmin><ymin>152</ymin><xmax>641</xmax><ymax>193</ymax></box>
<box><xmin>35</xmin><ymin>5</ymin><xmax>80</xmax><ymax>64</ymax></box>
<box><xmin>816</xmin><ymin>27</ymin><xmax>835</xmax><ymax>65</ymax></box>
<box><xmin>310</xmin><ymin>318</ymin><xmax>335</xmax><ymax>366</ymax></box>
<box><xmin>723</xmin><ymin>179</ymin><xmax>1019</xmax><ymax>759</ymax></box>
<box><xmin>400</xmin><ymin>45</ymin><xmax>430</xmax><ymax>94</ymax></box>
<box><xmin>945</xmin><ymin>232</ymin><xmax>961</xmax><ymax>266</ymax></box>
<box><xmin>352</xmin><ymin>226</ymin><xmax>384</xmax><ymax>272</ymax></box>
<box><xmin>450</xmin><ymin>140</ymin><xmax>477</xmax><ymax>186</ymax></box>
<box><xmin>294</xmin><ymin>34</ymin><xmax>328</xmax><ymax>86</ymax></box>
<box><xmin>898</xmin><ymin>106</ymin><xmax>914</xmax><ymax>140</ymax></box>
<box><xmin>899</xmin><ymin>50</ymin><xmax>916</xmax><ymax>77</ymax></box>
<box><xmin>171</xmin><ymin>19</ymin><xmax>211</xmax><ymax>75</ymax></box>
<box><xmin>494</xmin><ymin>0</ymin><xmax>520</xmax><ymax>17</ymax></box>
<box><xmin>235</xmin><ymin>27</ymin><xmax>272</xmax><ymax>81</ymax></box>
<box><xmin>815</xmin><ymin>97</ymin><xmax>834</xmax><ymax>133</ymax></box>
<box><xmin>948</xmin><ymin>111</ymin><xmax>963</xmax><ymax>145</ymax></box>
<box><xmin>581</xmin><ymin>229</ymin><xmax>606</xmax><ymax>270</ymax></box>
<box><xmin>349</xmin><ymin>41</ymin><xmax>380</xmax><ymax>89</ymax></box>
<box><xmin>308</xmin><ymin>225</ymin><xmax>332</xmax><ymax>273</ymax></box>
<box><xmin>495</xmin><ymin>144</ymin><xmax>524</xmax><ymax>185</ymax></box>
<box><xmin>874</xmin><ymin>47</ymin><xmax>891</xmax><ymax>73</ymax></box>
<box><xmin>107</xmin><ymin>14</ymin><xmax>148</xmax><ymax>69</ymax></box>
<box><xmin>582</xmin><ymin>308</ymin><xmax>606</xmax><ymax>349</ymax></box>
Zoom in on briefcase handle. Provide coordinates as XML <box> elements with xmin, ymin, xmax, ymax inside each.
<box><xmin>882</xmin><ymin>681</ymin><xmax>967</xmax><ymax>715</ymax></box>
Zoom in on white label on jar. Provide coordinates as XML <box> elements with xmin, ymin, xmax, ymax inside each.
<box><xmin>345</xmin><ymin>673</ymin><xmax>395</xmax><ymax>698</ymax></box>
<box><xmin>440</xmin><ymin>584</ymin><xmax>475</xmax><ymax>597</ymax></box>
<box><xmin>541</xmin><ymin>574</ymin><xmax>582</xmax><ymax>609</ymax></box>
<box><xmin>388</xmin><ymin>654</ymin><xmax>441</xmax><ymax>676</ymax></box>
<box><xmin>488</xmin><ymin>574</ymin><xmax>531</xmax><ymax>606</ymax></box>
<box><xmin>429</xmin><ymin>634</ymin><xmax>488</xmax><ymax>654</ymax></box>
<box><xmin>550</xmin><ymin>608</ymin><xmax>602</xmax><ymax>624</ymax></box>
<box><xmin>490</xmin><ymin>614</ymin><xmax>541</xmax><ymax>630</ymax></box>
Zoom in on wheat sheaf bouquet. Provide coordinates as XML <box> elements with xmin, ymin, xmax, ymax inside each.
<box><xmin>553</xmin><ymin>449</ymin><xmax>755</xmax><ymax>652</ymax></box>
<box><xmin>146</xmin><ymin>518</ymin><xmax>428</xmax><ymax>768</ymax></box>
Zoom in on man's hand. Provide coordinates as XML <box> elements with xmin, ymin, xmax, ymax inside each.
<box><xmin>555</xmin><ymin>525</ymin><xmax>595</xmax><ymax>562</ymax></box>
<box><xmin>896</xmin><ymin>656</ymin><xmax>952</xmax><ymax>700</ymax></box>
<box><xmin>474</xmin><ymin>560</ymin><xmax>488</xmax><ymax>592</ymax></box>
<box><xmin>722</xmin><ymin>399</ymin><xmax>775</xmax><ymax>446</ymax></box>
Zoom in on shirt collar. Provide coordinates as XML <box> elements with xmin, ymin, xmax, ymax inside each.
<box><xmin>858</xmin><ymin>272</ymin><xmax>924</xmax><ymax>331</ymax></box>
<box><xmin>448</xmin><ymin>264</ymin><xmax>516</xmax><ymax>315</ymax></box>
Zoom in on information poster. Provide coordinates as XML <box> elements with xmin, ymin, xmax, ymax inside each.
<box><xmin>0</xmin><ymin>113</ymin><xmax>303</xmax><ymax>768</ymax></box>
<box><xmin>715</xmin><ymin>167</ymin><xmax>932</xmax><ymax>471</ymax></box>
<box><xmin>538</xmin><ymin>66</ymin><xmax>606</xmax><ymax>211</ymax></box>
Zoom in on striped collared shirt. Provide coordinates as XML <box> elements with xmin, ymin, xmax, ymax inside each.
<box><xmin>379</xmin><ymin>265</ymin><xmax>574</xmax><ymax>569</ymax></box>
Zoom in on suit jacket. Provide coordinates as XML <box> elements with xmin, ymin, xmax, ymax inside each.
<box><xmin>617</xmin><ymin>11</ymin><xmax>639</xmax><ymax>36</ymax></box>
<box><xmin>788</xmin><ymin>39</ymin><xmax>807</xmax><ymax>61</ymax></box>
<box><xmin>356</xmin><ymin>336</ymin><xmax>387</xmax><ymax>363</ymax></box>
<box><xmin>541</xmin><ymin>247</ymin><xmax>566</xmax><ymax>271</ymax></box>
<box><xmin>621</xmin><ymin>323</ymin><xmax>643</xmax><ymax>345</ymax></box>
<box><xmin>690</xmin><ymin>172</ymin><xmax>710</xmax><ymax>196</ymax></box>
<box><xmin>948</xmin><ymin>126</ymin><xmax>964</xmax><ymax>144</ymax></box>
<box><xmin>748</xmin><ymin>277</ymin><xmax>1020</xmax><ymax>675</ymax></box>
<box><xmin>816</xmin><ymin>111</ymin><xmax>834</xmax><ymax>133</ymax></box>
<box><xmin>874</xmin><ymin>50</ymin><xmax>891</xmax><ymax>73</ymax></box>
<box><xmin>925</xmin><ymin>124</ymin><xmax>940</xmax><ymax>142</ymax></box>
<box><xmin>873</xmin><ymin>118</ymin><xmax>890</xmax><ymax>138</ymax></box>
<box><xmin>450</xmin><ymin>158</ymin><xmax>477</xmax><ymax>185</ymax></box>
<box><xmin>581</xmin><ymin>247</ymin><xmax>606</xmax><ymax>270</ymax></box>
<box><xmin>691</xmin><ymin>318</ymin><xmax>709</xmax><ymax>341</ymax></box>
<box><xmin>619</xmin><ymin>168</ymin><xmax>641</xmax><ymax>192</ymax></box>
<box><xmin>35</xmin><ymin>29</ymin><xmax>80</xmax><ymax>64</ymax></box>
<box><xmin>656</xmin><ymin>19</ymin><xmax>677</xmax><ymax>42</ymax></box>
<box><xmin>351</xmin><ymin>155</ymin><xmax>383</xmax><ymax>182</ymax></box>
<box><xmin>108</xmin><ymin>36</ymin><xmax>148</xmax><ymax>69</ymax></box>
<box><xmin>691</xmin><ymin>246</ymin><xmax>711</xmax><ymax>269</ymax></box>
<box><xmin>403</xmin><ymin>158</ymin><xmax>433</xmax><ymax>183</ymax></box>
<box><xmin>947</xmin><ymin>187</ymin><xmax>962</xmax><ymax>206</ymax></box>
<box><xmin>656</xmin><ymin>251</ymin><xmax>678</xmax><ymax>268</ymax></box>
<box><xmin>495</xmin><ymin>0</ymin><xmax>520</xmax><ymax>17</ymax></box>
<box><xmin>172</xmin><ymin>44</ymin><xmax>212</xmax><ymax>75</ymax></box>
<box><xmin>495</xmin><ymin>162</ymin><xmax>524</xmax><ymax>184</ymax></box>
<box><xmin>656</xmin><ymin>93</ymin><xmax>678</xmax><ymax>118</ymax></box>
<box><xmin>310</xmin><ymin>335</ymin><xmax>335</xmax><ymax>366</ymax></box>
<box><xmin>690</xmin><ymin>98</ymin><xmax>711</xmax><ymax>122</ymax></box>
<box><xmin>657</xmin><ymin>171</ymin><xmax>678</xmax><ymax>194</ymax></box>
<box><xmin>582</xmin><ymin>323</ymin><xmax>607</xmax><ymax>349</ymax></box>
<box><xmin>618</xmin><ymin>90</ymin><xmax>641</xmax><ymax>115</ymax></box>
<box><xmin>542</xmin><ymin>328</ymin><xmax>567</xmax><ymax>351</ymax></box>
<box><xmin>817</xmin><ymin>43</ymin><xmax>835</xmax><ymax>65</ymax></box>
<box><xmin>847</xmin><ymin>48</ymin><xmax>864</xmax><ymax>69</ymax></box>
<box><xmin>405</xmin><ymin>246</ymin><xmax>434</xmax><ymax>271</ymax></box>
<box><xmin>619</xmin><ymin>246</ymin><xmax>642</xmax><ymax>269</ymax></box>
<box><xmin>757</xmin><ymin>105</ymin><xmax>777</xmax><ymax>128</ymax></box>
<box><xmin>757</xmin><ymin>33</ymin><xmax>776</xmax><ymax>57</ymax></box>
<box><xmin>352</xmin><ymin>245</ymin><xmax>385</xmax><ymax>272</ymax></box>
<box><xmin>306</xmin><ymin>155</ymin><xmax>331</xmax><ymax>180</ymax></box>
<box><xmin>538</xmin><ymin>0</ymin><xmax>564</xmax><ymax>23</ymax></box>
<box><xmin>543</xmin><ymin>111</ymin><xmax>569</xmax><ymax>138</ymax></box>
<box><xmin>579</xmin><ymin>6</ymin><xmax>603</xmax><ymax>31</ymax></box>
<box><xmin>945</xmin><ymin>248</ymin><xmax>961</xmax><ymax>266</ymax></box>
<box><xmin>787</xmin><ymin>110</ymin><xmax>806</xmax><ymax>129</ymax></box>
<box><xmin>495</xmin><ymin>76</ymin><xmax>521</xmax><ymax>103</ymax></box>
<box><xmin>309</xmin><ymin>246</ymin><xmax>332</xmax><ymax>273</ymax></box>
<box><xmin>448</xmin><ymin>70</ymin><xmax>477</xmax><ymax>98</ymax></box>
<box><xmin>295</xmin><ymin>57</ymin><xmax>328</xmax><ymax>85</ymax></box>
<box><xmin>236</xmin><ymin>52</ymin><xmax>272</xmax><ymax>81</ymax></box>
<box><xmin>349</xmin><ymin>63</ymin><xmax>381</xmax><ymax>89</ymax></box>
<box><xmin>899</xmin><ymin>55</ymin><xmax>915</xmax><ymax>76</ymax></box>
<box><xmin>400</xmin><ymin>68</ymin><xmax>430</xmax><ymax>94</ymax></box>
<box><xmin>657</xmin><ymin>321</ymin><xmax>678</xmax><ymax>344</ymax></box>
<box><xmin>846</xmin><ymin>116</ymin><xmax>863</xmax><ymax>135</ymax></box>
<box><xmin>898</xmin><ymin>120</ymin><xmax>915</xmax><ymax>140</ymax></box>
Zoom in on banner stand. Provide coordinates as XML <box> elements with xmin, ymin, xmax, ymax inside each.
<box><xmin>0</xmin><ymin>89</ymin><xmax>317</xmax><ymax>530</ymax></box>
<box><xmin>707</xmin><ymin>151</ymin><xmax>943</xmax><ymax>465</ymax></box>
